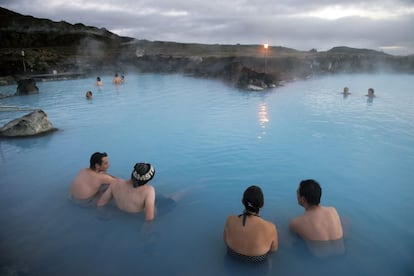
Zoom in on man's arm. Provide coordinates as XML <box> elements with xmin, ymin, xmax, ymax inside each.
<box><xmin>144</xmin><ymin>186</ymin><xmax>156</xmax><ymax>221</ymax></box>
<box><xmin>97</xmin><ymin>185</ymin><xmax>113</xmax><ymax>207</ymax></box>
<box><xmin>289</xmin><ymin>218</ymin><xmax>299</xmax><ymax>234</ymax></box>
<box><xmin>100</xmin><ymin>173</ymin><xmax>120</xmax><ymax>185</ymax></box>
<box><xmin>289</xmin><ymin>217</ymin><xmax>308</xmax><ymax>240</ymax></box>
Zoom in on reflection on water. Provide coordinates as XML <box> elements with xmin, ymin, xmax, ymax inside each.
<box><xmin>257</xmin><ymin>102</ymin><xmax>269</xmax><ymax>139</ymax></box>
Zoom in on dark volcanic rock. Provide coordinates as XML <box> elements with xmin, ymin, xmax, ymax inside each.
<box><xmin>1</xmin><ymin>7</ymin><xmax>413</xmax><ymax>87</ymax></box>
<box><xmin>16</xmin><ymin>78</ymin><xmax>39</xmax><ymax>95</ymax></box>
<box><xmin>236</xmin><ymin>66</ymin><xmax>278</xmax><ymax>89</ymax></box>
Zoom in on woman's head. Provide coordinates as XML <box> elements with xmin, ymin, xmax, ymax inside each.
<box><xmin>242</xmin><ymin>185</ymin><xmax>264</xmax><ymax>213</ymax></box>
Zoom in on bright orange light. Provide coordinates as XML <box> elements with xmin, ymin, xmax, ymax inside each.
<box><xmin>264</xmin><ymin>43</ymin><xmax>269</xmax><ymax>49</ymax></box>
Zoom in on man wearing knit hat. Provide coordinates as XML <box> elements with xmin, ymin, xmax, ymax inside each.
<box><xmin>97</xmin><ymin>163</ymin><xmax>156</xmax><ymax>221</ymax></box>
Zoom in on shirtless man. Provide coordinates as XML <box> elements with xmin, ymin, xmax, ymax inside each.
<box><xmin>113</xmin><ymin>73</ymin><xmax>123</xmax><ymax>85</ymax></box>
<box><xmin>224</xmin><ymin>185</ymin><xmax>278</xmax><ymax>262</ymax></box>
<box><xmin>366</xmin><ymin>88</ymin><xmax>376</xmax><ymax>97</ymax></box>
<box><xmin>85</xmin><ymin>90</ymin><xmax>93</xmax><ymax>99</ymax></box>
<box><xmin>69</xmin><ymin>152</ymin><xmax>119</xmax><ymax>201</ymax></box>
<box><xmin>95</xmin><ymin>77</ymin><xmax>103</xmax><ymax>86</ymax></box>
<box><xmin>342</xmin><ymin>86</ymin><xmax>351</xmax><ymax>95</ymax></box>
<box><xmin>289</xmin><ymin>179</ymin><xmax>343</xmax><ymax>241</ymax></box>
<box><xmin>97</xmin><ymin>163</ymin><xmax>156</xmax><ymax>221</ymax></box>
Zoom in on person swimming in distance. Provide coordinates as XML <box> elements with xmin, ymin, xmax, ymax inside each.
<box><xmin>366</xmin><ymin>88</ymin><xmax>376</xmax><ymax>97</ymax></box>
<box><xmin>96</xmin><ymin>77</ymin><xmax>103</xmax><ymax>86</ymax></box>
<box><xmin>85</xmin><ymin>90</ymin><xmax>93</xmax><ymax>99</ymax></box>
<box><xmin>69</xmin><ymin>152</ymin><xmax>120</xmax><ymax>202</ymax></box>
<box><xmin>97</xmin><ymin>163</ymin><xmax>156</xmax><ymax>221</ymax></box>
<box><xmin>224</xmin><ymin>185</ymin><xmax>278</xmax><ymax>263</ymax></box>
<box><xmin>113</xmin><ymin>73</ymin><xmax>123</xmax><ymax>85</ymax></box>
<box><xmin>342</xmin><ymin>86</ymin><xmax>351</xmax><ymax>95</ymax></box>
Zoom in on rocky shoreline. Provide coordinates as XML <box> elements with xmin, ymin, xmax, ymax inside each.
<box><xmin>1</xmin><ymin>6</ymin><xmax>414</xmax><ymax>91</ymax></box>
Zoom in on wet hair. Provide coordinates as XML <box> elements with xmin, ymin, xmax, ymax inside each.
<box><xmin>368</xmin><ymin>88</ymin><xmax>375</xmax><ymax>94</ymax></box>
<box><xmin>242</xmin><ymin>185</ymin><xmax>264</xmax><ymax>213</ymax></box>
<box><xmin>299</xmin><ymin>179</ymin><xmax>322</xmax><ymax>206</ymax></box>
<box><xmin>97</xmin><ymin>77</ymin><xmax>101</xmax><ymax>81</ymax></box>
<box><xmin>89</xmin><ymin>152</ymin><xmax>107</xmax><ymax>169</ymax></box>
<box><xmin>131</xmin><ymin>163</ymin><xmax>155</xmax><ymax>187</ymax></box>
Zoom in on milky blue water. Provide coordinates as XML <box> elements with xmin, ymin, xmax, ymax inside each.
<box><xmin>0</xmin><ymin>73</ymin><xmax>413</xmax><ymax>275</ymax></box>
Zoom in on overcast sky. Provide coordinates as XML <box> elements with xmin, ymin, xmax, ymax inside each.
<box><xmin>2</xmin><ymin>0</ymin><xmax>414</xmax><ymax>55</ymax></box>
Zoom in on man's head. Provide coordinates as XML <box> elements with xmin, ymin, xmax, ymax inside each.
<box><xmin>242</xmin><ymin>185</ymin><xmax>264</xmax><ymax>214</ymax></box>
<box><xmin>86</xmin><ymin>91</ymin><xmax>93</xmax><ymax>99</ymax></box>
<box><xmin>297</xmin><ymin>179</ymin><xmax>322</xmax><ymax>206</ymax></box>
<box><xmin>131</xmin><ymin>163</ymin><xmax>155</xmax><ymax>187</ymax></box>
<box><xmin>368</xmin><ymin>88</ymin><xmax>375</xmax><ymax>96</ymax></box>
<box><xmin>89</xmin><ymin>152</ymin><xmax>109</xmax><ymax>172</ymax></box>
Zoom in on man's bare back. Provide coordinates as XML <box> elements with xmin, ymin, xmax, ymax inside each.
<box><xmin>97</xmin><ymin>163</ymin><xmax>157</xmax><ymax>221</ymax></box>
<box><xmin>97</xmin><ymin>179</ymin><xmax>155</xmax><ymax>220</ymax></box>
<box><xmin>289</xmin><ymin>205</ymin><xmax>343</xmax><ymax>241</ymax></box>
<box><xmin>69</xmin><ymin>168</ymin><xmax>119</xmax><ymax>200</ymax></box>
<box><xmin>289</xmin><ymin>179</ymin><xmax>343</xmax><ymax>242</ymax></box>
<box><xmin>111</xmin><ymin>180</ymin><xmax>154</xmax><ymax>210</ymax></box>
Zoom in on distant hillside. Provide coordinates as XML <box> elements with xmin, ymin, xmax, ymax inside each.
<box><xmin>0</xmin><ymin>7</ymin><xmax>133</xmax><ymax>48</ymax></box>
<box><xmin>327</xmin><ymin>46</ymin><xmax>389</xmax><ymax>56</ymax></box>
<box><xmin>0</xmin><ymin>7</ymin><xmax>297</xmax><ymax>56</ymax></box>
<box><xmin>0</xmin><ymin>7</ymin><xmax>413</xmax><ymax>83</ymax></box>
<box><xmin>131</xmin><ymin>39</ymin><xmax>302</xmax><ymax>58</ymax></box>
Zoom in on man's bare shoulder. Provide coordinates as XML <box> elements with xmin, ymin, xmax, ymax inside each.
<box><xmin>291</xmin><ymin>213</ymin><xmax>306</xmax><ymax>222</ymax></box>
<box><xmin>326</xmin><ymin>206</ymin><xmax>338</xmax><ymax>211</ymax></box>
<box><xmin>135</xmin><ymin>184</ymin><xmax>155</xmax><ymax>194</ymax></box>
<box><xmin>289</xmin><ymin>214</ymin><xmax>306</xmax><ymax>229</ymax></box>
<box><xmin>144</xmin><ymin>184</ymin><xmax>155</xmax><ymax>190</ymax></box>
<box><xmin>77</xmin><ymin>168</ymin><xmax>92</xmax><ymax>175</ymax></box>
<box><xmin>321</xmin><ymin>206</ymin><xmax>340</xmax><ymax>215</ymax></box>
<box><xmin>72</xmin><ymin>168</ymin><xmax>94</xmax><ymax>181</ymax></box>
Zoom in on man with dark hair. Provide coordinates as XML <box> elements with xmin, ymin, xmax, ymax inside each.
<box><xmin>89</xmin><ymin>152</ymin><xmax>108</xmax><ymax>170</ymax></box>
<box><xmin>289</xmin><ymin>179</ymin><xmax>343</xmax><ymax>241</ymax></box>
<box><xmin>113</xmin><ymin>73</ymin><xmax>122</xmax><ymax>85</ymax></box>
<box><xmin>69</xmin><ymin>152</ymin><xmax>120</xmax><ymax>201</ymax></box>
<box><xmin>97</xmin><ymin>163</ymin><xmax>156</xmax><ymax>221</ymax></box>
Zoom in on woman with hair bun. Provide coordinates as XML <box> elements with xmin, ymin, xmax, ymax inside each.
<box><xmin>224</xmin><ymin>185</ymin><xmax>278</xmax><ymax>263</ymax></box>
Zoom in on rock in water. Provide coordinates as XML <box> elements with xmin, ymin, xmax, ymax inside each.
<box><xmin>16</xmin><ymin>78</ymin><xmax>39</xmax><ymax>95</ymax></box>
<box><xmin>0</xmin><ymin>109</ymin><xmax>57</xmax><ymax>137</ymax></box>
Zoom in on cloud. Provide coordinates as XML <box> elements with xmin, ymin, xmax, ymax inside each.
<box><xmin>1</xmin><ymin>0</ymin><xmax>414</xmax><ymax>55</ymax></box>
